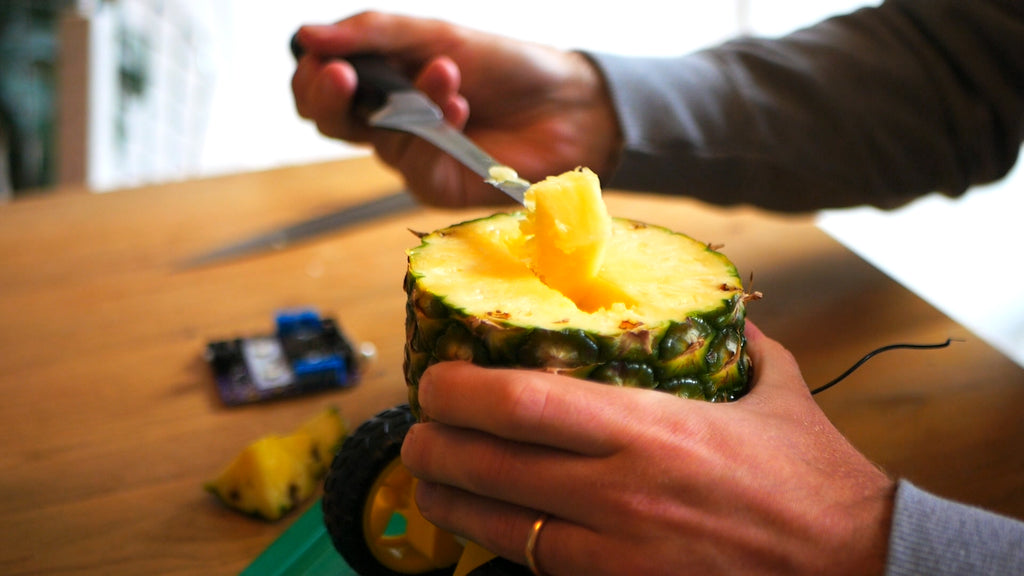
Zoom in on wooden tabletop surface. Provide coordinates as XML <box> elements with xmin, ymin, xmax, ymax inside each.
<box><xmin>2</xmin><ymin>155</ymin><xmax>1021</xmax><ymax>575</ymax></box>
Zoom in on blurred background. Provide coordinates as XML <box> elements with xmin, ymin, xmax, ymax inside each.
<box><xmin>1</xmin><ymin>0</ymin><xmax>1021</xmax><ymax>365</ymax></box>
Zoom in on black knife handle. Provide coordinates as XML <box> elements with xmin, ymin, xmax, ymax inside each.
<box><xmin>290</xmin><ymin>31</ymin><xmax>414</xmax><ymax>121</ymax></box>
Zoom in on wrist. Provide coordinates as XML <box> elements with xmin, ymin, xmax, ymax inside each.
<box><xmin>565</xmin><ymin>51</ymin><xmax>623</xmax><ymax>180</ymax></box>
<box><xmin>830</xmin><ymin>469</ymin><xmax>896</xmax><ymax>576</ymax></box>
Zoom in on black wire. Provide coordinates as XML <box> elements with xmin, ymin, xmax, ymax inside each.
<box><xmin>810</xmin><ymin>338</ymin><xmax>960</xmax><ymax>395</ymax></box>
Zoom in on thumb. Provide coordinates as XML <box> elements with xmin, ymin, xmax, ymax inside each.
<box><xmin>743</xmin><ymin>321</ymin><xmax>813</xmax><ymax>402</ymax></box>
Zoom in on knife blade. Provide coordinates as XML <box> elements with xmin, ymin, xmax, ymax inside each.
<box><xmin>291</xmin><ymin>33</ymin><xmax>530</xmax><ymax>204</ymax></box>
<box><xmin>367</xmin><ymin>88</ymin><xmax>530</xmax><ymax>204</ymax></box>
<box><xmin>179</xmin><ymin>190</ymin><xmax>418</xmax><ymax>269</ymax></box>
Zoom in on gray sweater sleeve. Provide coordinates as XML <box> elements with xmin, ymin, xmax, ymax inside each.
<box><xmin>586</xmin><ymin>0</ymin><xmax>1024</xmax><ymax>211</ymax></box>
<box><xmin>886</xmin><ymin>481</ymin><xmax>1024</xmax><ymax>576</ymax></box>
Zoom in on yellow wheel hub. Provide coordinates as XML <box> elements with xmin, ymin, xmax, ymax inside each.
<box><xmin>362</xmin><ymin>458</ymin><xmax>464</xmax><ymax>573</ymax></box>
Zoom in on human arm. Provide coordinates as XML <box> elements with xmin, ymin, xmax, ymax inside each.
<box><xmin>292</xmin><ymin>1</ymin><xmax>1022</xmax><ymax>212</ymax></box>
<box><xmin>590</xmin><ymin>0</ymin><xmax>1024</xmax><ymax>210</ymax></box>
<box><xmin>400</xmin><ymin>323</ymin><xmax>896</xmax><ymax>576</ymax></box>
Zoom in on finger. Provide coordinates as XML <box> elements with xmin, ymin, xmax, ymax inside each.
<box><xmin>367</xmin><ymin>128</ymin><xmax>470</xmax><ymax>205</ymax></box>
<box><xmin>743</xmin><ymin>319</ymin><xmax>767</xmax><ymax>344</ymax></box>
<box><xmin>742</xmin><ymin>321</ymin><xmax>814</xmax><ymax>406</ymax></box>
<box><xmin>416</xmin><ymin>56</ymin><xmax>470</xmax><ymax>129</ymax></box>
<box><xmin>296</xmin><ymin>13</ymin><xmax>451</xmax><ymax>65</ymax></box>
<box><xmin>414</xmin><ymin>478</ymin><xmax>640</xmax><ymax>576</ymax></box>
<box><xmin>402</xmin><ymin>420</ymin><xmax>597</xmax><ymax>519</ymax></box>
<box><xmin>417</xmin><ymin>361</ymin><xmax>661</xmax><ymax>455</ymax></box>
<box><xmin>369</xmin><ymin>54</ymin><xmax>506</xmax><ymax>207</ymax></box>
<box><xmin>293</xmin><ymin>59</ymin><xmax>370</xmax><ymax>141</ymax></box>
<box><xmin>290</xmin><ymin>57</ymin><xmax>318</xmax><ymax>119</ymax></box>
<box><xmin>365</xmin><ymin>115</ymin><xmax>509</xmax><ymax>208</ymax></box>
<box><xmin>414</xmin><ymin>479</ymin><xmax>601</xmax><ymax>575</ymax></box>
<box><xmin>413</xmin><ymin>479</ymin><xmax>542</xmax><ymax>563</ymax></box>
<box><xmin>293</xmin><ymin>23</ymin><xmax>364</xmax><ymax>58</ymax></box>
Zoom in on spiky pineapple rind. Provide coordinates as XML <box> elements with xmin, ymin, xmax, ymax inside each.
<box><xmin>403</xmin><ymin>282</ymin><xmax>752</xmax><ymax>415</ymax></box>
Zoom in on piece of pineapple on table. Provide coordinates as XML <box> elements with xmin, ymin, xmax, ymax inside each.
<box><xmin>205</xmin><ymin>406</ymin><xmax>348</xmax><ymax>520</ymax></box>
<box><xmin>404</xmin><ymin>167</ymin><xmax>756</xmax><ymax>417</ymax></box>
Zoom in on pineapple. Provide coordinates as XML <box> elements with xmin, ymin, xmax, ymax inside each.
<box><xmin>403</xmin><ymin>168</ymin><xmax>754</xmax><ymax>417</ymax></box>
<box><xmin>205</xmin><ymin>406</ymin><xmax>347</xmax><ymax>520</ymax></box>
<box><xmin>297</xmin><ymin>405</ymin><xmax>349</xmax><ymax>467</ymax></box>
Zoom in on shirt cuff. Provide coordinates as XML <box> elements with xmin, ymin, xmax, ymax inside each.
<box><xmin>885</xmin><ymin>480</ymin><xmax>1024</xmax><ymax>576</ymax></box>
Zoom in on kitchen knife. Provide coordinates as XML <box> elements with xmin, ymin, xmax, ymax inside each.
<box><xmin>292</xmin><ymin>34</ymin><xmax>530</xmax><ymax>204</ymax></box>
<box><xmin>179</xmin><ymin>191</ymin><xmax>419</xmax><ymax>269</ymax></box>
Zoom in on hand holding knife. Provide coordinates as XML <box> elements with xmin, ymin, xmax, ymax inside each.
<box><xmin>290</xmin><ymin>34</ymin><xmax>531</xmax><ymax>204</ymax></box>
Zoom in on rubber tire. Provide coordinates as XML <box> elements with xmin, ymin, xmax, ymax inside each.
<box><xmin>322</xmin><ymin>404</ymin><xmax>453</xmax><ymax>576</ymax></box>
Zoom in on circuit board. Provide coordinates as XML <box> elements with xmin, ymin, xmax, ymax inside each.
<box><xmin>206</xmin><ymin>310</ymin><xmax>361</xmax><ymax>406</ymax></box>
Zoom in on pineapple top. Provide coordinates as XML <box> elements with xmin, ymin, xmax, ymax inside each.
<box><xmin>406</xmin><ymin>212</ymin><xmax>744</xmax><ymax>335</ymax></box>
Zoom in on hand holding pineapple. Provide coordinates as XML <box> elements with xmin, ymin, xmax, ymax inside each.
<box><xmin>297</xmin><ymin>9</ymin><xmax>1024</xmax><ymax>576</ymax></box>
<box><xmin>294</xmin><ymin>12</ymin><xmax>900</xmax><ymax>575</ymax></box>
<box><xmin>402</xmin><ymin>323</ymin><xmax>896</xmax><ymax>576</ymax></box>
<box><xmin>399</xmin><ymin>169</ymin><xmax>891</xmax><ymax>575</ymax></box>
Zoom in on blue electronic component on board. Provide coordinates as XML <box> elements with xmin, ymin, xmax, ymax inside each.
<box><xmin>205</xmin><ymin>309</ymin><xmax>361</xmax><ymax>406</ymax></box>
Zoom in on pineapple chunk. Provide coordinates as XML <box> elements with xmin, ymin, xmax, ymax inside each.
<box><xmin>205</xmin><ymin>434</ymin><xmax>317</xmax><ymax>521</ymax></box>
<box><xmin>521</xmin><ymin>167</ymin><xmax>633</xmax><ymax>312</ymax></box>
<box><xmin>205</xmin><ymin>407</ymin><xmax>347</xmax><ymax>520</ymax></box>
<box><xmin>297</xmin><ymin>405</ymin><xmax>349</xmax><ymax>471</ymax></box>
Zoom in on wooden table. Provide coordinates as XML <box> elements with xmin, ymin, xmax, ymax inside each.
<box><xmin>2</xmin><ymin>156</ymin><xmax>1022</xmax><ymax>575</ymax></box>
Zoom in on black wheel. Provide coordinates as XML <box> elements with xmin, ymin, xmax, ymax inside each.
<box><xmin>323</xmin><ymin>404</ymin><xmax>461</xmax><ymax>576</ymax></box>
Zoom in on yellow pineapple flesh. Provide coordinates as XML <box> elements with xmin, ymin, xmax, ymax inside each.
<box><xmin>205</xmin><ymin>407</ymin><xmax>348</xmax><ymax>520</ymax></box>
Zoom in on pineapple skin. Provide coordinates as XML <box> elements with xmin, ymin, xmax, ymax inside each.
<box><xmin>403</xmin><ymin>215</ymin><xmax>752</xmax><ymax>418</ymax></box>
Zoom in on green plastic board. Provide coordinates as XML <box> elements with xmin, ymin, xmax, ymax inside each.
<box><xmin>241</xmin><ymin>498</ymin><xmax>357</xmax><ymax>576</ymax></box>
